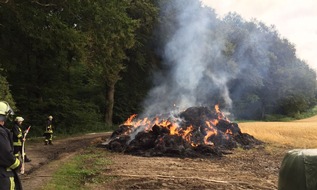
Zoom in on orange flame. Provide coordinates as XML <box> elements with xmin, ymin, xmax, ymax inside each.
<box><xmin>182</xmin><ymin>125</ymin><xmax>193</xmax><ymax>137</ymax></box>
<box><xmin>122</xmin><ymin>104</ymin><xmax>231</xmax><ymax>148</ymax></box>
<box><xmin>181</xmin><ymin>125</ymin><xmax>194</xmax><ymax>143</ymax></box>
<box><xmin>204</xmin><ymin>121</ymin><xmax>218</xmax><ymax>145</ymax></box>
<box><xmin>225</xmin><ymin>129</ymin><xmax>233</xmax><ymax>135</ymax></box>
<box><xmin>215</xmin><ymin>104</ymin><xmax>220</xmax><ymax>113</ymax></box>
<box><xmin>124</xmin><ymin>114</ymin><xmax>138</xmax><ymax>125</ymax></box>
<box><xmin>169</xmin><ymin>124</ymin><xmax>179</xmax><ymax>135</ymax></box>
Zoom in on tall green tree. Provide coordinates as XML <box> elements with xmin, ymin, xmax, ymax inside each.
<box><xmin>0</xmin><ymin>1</ymin><xmax>99</xmax><ymax>131</ymax></box>
<box><xmin>114</xmin><ymin>0</ymin><xmax>158</xmax><ymax>122</ymax></box>
<box><xmin>79</xmin><ymin>1</ymin><xmax>139</xmax><ymax>125</ymax></box>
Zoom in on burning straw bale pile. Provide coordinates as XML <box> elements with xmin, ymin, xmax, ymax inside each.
<box><xmin>104</xmin><ymin>106</ymin><xmax>262</xmax><ymax>158</ymax></box>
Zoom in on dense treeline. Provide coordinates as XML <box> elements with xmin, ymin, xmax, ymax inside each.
<box><xmin>0</xmin><ymin>0</ymin><xmax>158</xmax><ymax>134</ymax></box>
<box><xmin>0</xmin><ymin>0</ymin><xmax>316</xmax><ymax>135</ymax></box>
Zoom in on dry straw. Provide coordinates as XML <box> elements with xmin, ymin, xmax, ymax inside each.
<box><xmin>239</xmin><ymin>115</ymin><xmax>317</xmax><ymax>148</ymax></box>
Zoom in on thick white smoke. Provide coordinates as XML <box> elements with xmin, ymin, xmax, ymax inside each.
<box><xmin>141</xmin><ymin>0</ymin><xmax>232</xmax><ymax>117</ymax></box>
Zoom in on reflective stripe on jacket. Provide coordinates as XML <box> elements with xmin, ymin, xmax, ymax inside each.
<box><xmin>45</xmin><ymin>119</ymin><xmax>54</xmax><ymax>133</ymax></box>
<box><xmin>11</xmin><ymin>123</ymin><xmax>23</xmax><ymax>146</ymax></box>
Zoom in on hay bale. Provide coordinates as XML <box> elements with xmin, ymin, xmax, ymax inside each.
<box><xmin>278</xmin><ymin>149</ymin><xmax>317</xmax><ymax>190</ymax></box>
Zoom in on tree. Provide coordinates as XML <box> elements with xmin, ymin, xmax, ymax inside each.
<box><xmin>78</xmin><ymin>0</ymin><xmax>139</xmax><ymax>125</ymax></box>
<box><xmin>0</xmin><ymin>1</ymin><xmax>100</xmax><ymax>131</ymax></box>
<box><xmin>114</xmin><ymin>0</ymin><xmax>159</xmax><ymax>123</ymax></box>
<box><xmin>216</xmin><ymin>13</ymin><xmax>317</xmax><ymax>119</ymax></box>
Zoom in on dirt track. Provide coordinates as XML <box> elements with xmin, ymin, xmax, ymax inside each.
<box><xmin>20</xmin><ymin>132</ymin><xmax>111</xmax><ymax>190</ymax></box>
<box><xmin>19</xmin><ymin>131</ymin><xmax>289</xmax><ymax>190</ymax></box>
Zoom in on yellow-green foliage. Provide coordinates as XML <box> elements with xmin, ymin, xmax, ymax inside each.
<box><xmin>239</xmin><ymin>115</ymin><xmax>317</xmax><ymax>148</ymax></box>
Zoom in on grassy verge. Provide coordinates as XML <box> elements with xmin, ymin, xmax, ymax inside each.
<box><xmin>42</xmin><ymin>147</ymin><xmax>114</xmax><ymax>190</ymax></box>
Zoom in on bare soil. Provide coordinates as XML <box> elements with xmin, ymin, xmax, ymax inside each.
<box><xmin>20</xmin><ymin>132</ymin><xmax>112</xmax><ymax>190</ymax></box>
<box><xmin>20</xmin><ymin>132</ymin><xmax>288</xmax><ymax>190</ymax></box>
<box><xmin>101</xmin><ymin>146</ymin><xmax>285</xmax><ymax>190</ymax></box>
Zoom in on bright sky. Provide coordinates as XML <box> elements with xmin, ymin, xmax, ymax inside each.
<box><xmin>201</xmin><ymin>0</ymin><xmax>317</xmax><ymax>72</ymax></box>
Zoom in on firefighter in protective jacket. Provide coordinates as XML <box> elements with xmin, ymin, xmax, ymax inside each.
<box><xmin>0</xmin><ymin>101</ymin><xmax>23</xmax><ymax>190</ymax></box>
<box><xmin>44</xmin><ymin>115</ymin><xmax>54</xmax><ymax>145</ymax></box>
<box><xmin>12</xmin><ymin>116</ymin><xmax>31</xmax><ymax>162</ymax></box>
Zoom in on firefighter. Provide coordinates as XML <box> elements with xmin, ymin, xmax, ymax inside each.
<box><xmin>12</xmin><ymin>116</ymin><xmax>31</xmax><ymax>162</ymax></box>
<box><xmin>44</xmin><ymin>115</ymin><xmax>54</xmax><ymax>145</ymax></box>
<box><xmin>0</xmin><ymin>101</ymin><xmax>23</xmax><ymax>190</ymax></box>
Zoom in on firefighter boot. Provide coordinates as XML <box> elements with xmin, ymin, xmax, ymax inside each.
<box><xmin>24</xmin><ymin>155</ymin><xmax>31</xmax><ymax>162</ymax></box>
<box><xmin>44</xmin><ymin>140</ymin><xmax>48</xmax><ymax>145</ymax></box>
<box><xmin>49</xmin><ymin>140</ymin><xmax>53</xmax><ymax>145</ymax></box>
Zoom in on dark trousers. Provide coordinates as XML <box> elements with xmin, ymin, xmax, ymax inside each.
<box><xmin>44</xmin><ymin>133</ymin><xmax>53</xmax><ymax>144</ymax></box>
<box><xmin>0</xmin><ymin>176</ymin><xmax>13</xmax><ymax>190</ymax></box>
<box><xmin>13</xmin><ymin>145</ymin><xmax>23</xmax><ymax>157</ymax></box>
<box><xmin>0</xmin><ymin>169</ymin><xmax>22</xmax><ymax>190</ymax></box>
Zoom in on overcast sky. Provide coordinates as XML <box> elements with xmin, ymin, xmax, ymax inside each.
<box><xmin>201</xmin><ymin>0</ymin><xmax>317</xmax><ymax>72</ymax></box>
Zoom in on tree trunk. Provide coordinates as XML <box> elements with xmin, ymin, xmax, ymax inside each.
<box><xmin>105</xmin><ymin>83</ymin><xmax>115</xmax><ymax>126</ymax></box>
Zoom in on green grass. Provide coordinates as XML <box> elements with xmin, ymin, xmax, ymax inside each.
<box><xmin>42</xmin><ymin>147</ymin><xmax>113</xmax><ymax>190</ymax></box>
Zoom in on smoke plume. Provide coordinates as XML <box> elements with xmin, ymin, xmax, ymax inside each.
<box><xmin>141</xmin><ymin>0</ymin><xmax>232</xmax><ymax>117</ymax></box>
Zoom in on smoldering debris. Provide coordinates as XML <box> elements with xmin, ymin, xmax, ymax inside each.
<box><xmin>103</xmin><ymin>106</ymin><xmax>262</xmax><ymax>158</ymax></box>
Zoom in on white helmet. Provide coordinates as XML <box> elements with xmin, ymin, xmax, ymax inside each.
<box><xmin>15</xmin><ymin>116</ymin><xmax>24</xmax><ymax>122</ymax></box>
<box><xmin>0</xmin><ymin>101</ymin><xmax>10</xmax><ymax>115</ymax></box>
<box><xmin>0</xmin><ymin>101</ymin><xmax>13</xmax><ymax>121</ymax></box>
<box><xmin>48</xmin><ymin>115</ymin><xmax>53</xmax><ymax>120</ymax></box>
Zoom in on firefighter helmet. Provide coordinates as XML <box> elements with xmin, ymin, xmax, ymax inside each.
<box><xmin>48</xmin><ymin>115</ymin><xmax>53</xmax><ymax>120</ymax></box>
<box><xmin>15</xmin><ymin>116</ymin><xmax>24</xmax><ymax>122</ymax></box>
<box><xmin>0</xmin><ymin>101</ymin><xmax>13</xmax><ymax>121</ymax></box>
